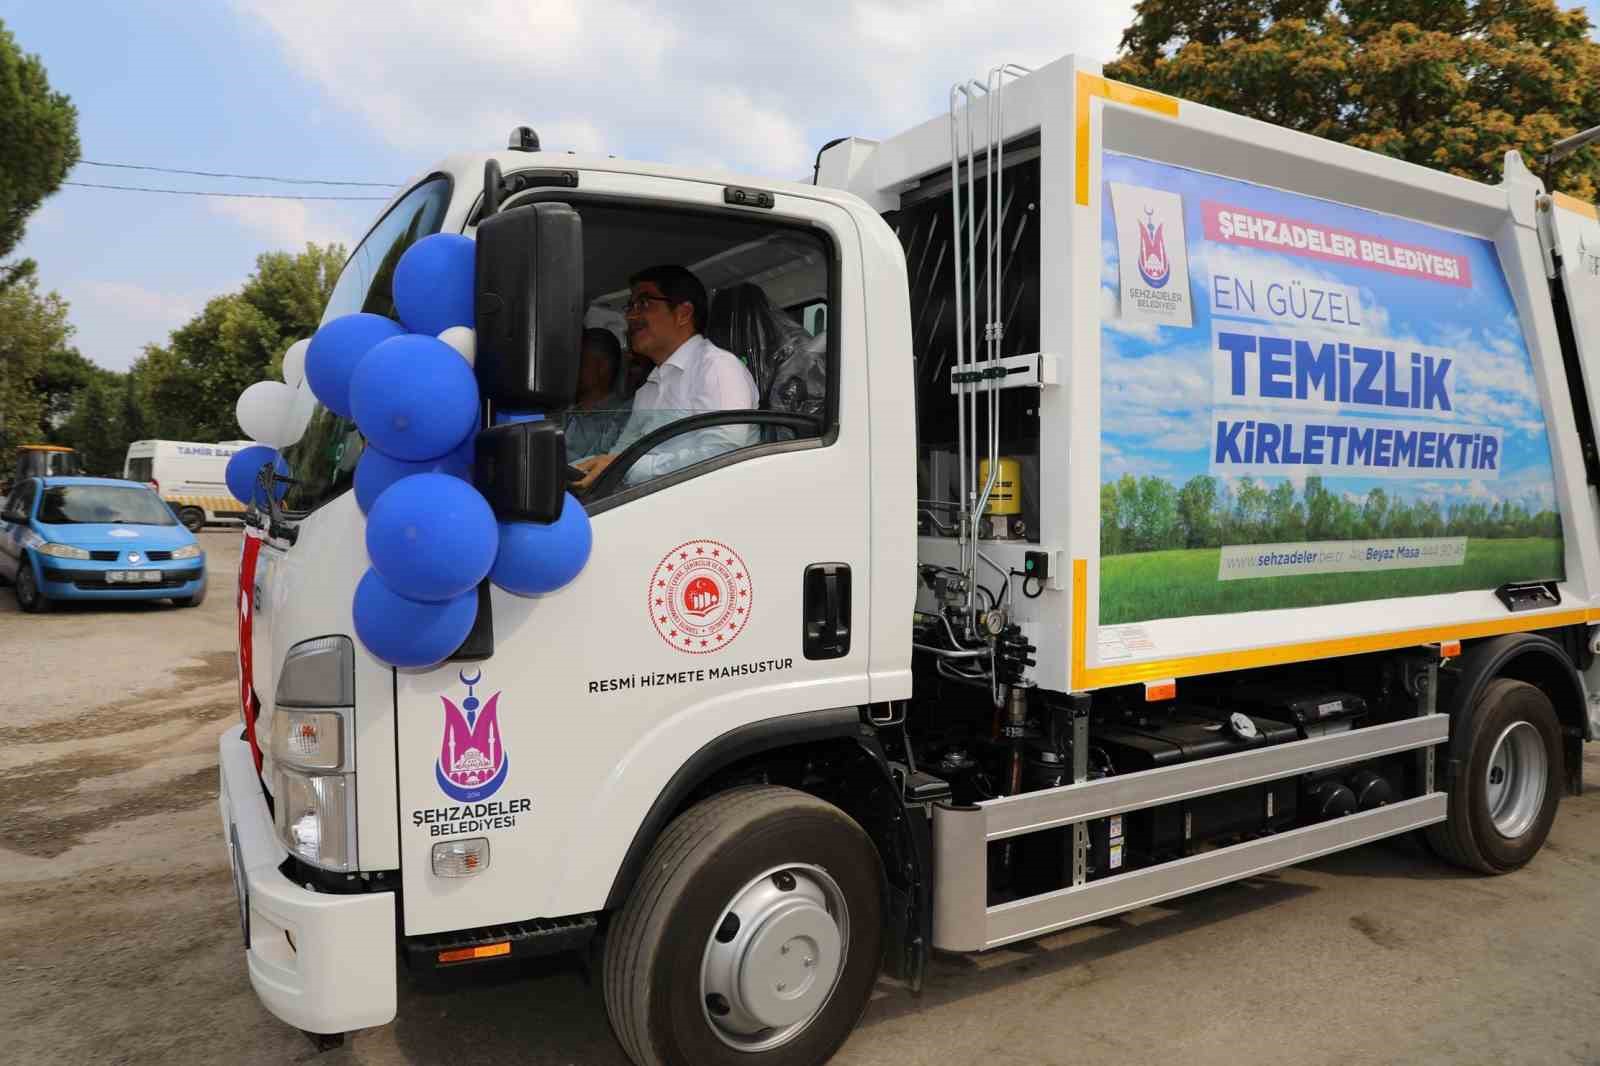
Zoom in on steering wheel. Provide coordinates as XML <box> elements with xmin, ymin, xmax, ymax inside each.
<box><xmin>584</xmin><ymin>410</ymin><xmax>822</xmax><ymax>501</ymax></box>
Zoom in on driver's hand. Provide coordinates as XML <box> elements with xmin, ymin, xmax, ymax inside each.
<box><xmin>572</xmin><ymin>454</ymin><xmax>615</xmax><ymax>492</ymax></box>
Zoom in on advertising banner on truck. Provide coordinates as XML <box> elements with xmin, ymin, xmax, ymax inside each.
<box><xmin>1098</xmin><ymin>151</ymin><xmax>1564</xmax><ymax>625</ymax></box>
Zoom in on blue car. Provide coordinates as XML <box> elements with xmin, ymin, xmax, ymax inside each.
<box><xmin>0</xmin><ymin>476</ymin><xmax>207</xmax><ymax>612</ymax></box>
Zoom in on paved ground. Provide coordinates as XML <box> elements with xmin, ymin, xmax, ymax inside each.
<box><xmin>1</xmin><ymin>532</ymin><xmax>1597</xmax><ymax>1065</ymax></box>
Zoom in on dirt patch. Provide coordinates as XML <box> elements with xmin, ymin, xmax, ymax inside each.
<box><xmin>0</xmin><ymin>679</ymin><xmax>236</xmax><ymax>746</ymax></box>
<box><xmin>0</xmin><ymin>763</ymin><xmax>220</xmax><ymax>858</ymax></box>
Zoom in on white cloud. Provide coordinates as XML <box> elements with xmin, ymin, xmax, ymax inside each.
<box><xmin>238</xmin><ymin>0</ymin><xmax>1134</xmax><ymax>179</ymax></box>
<box><xmin>207</xmin><ymin>198</ymin><xmax>364</xmax><ymax>253</ymax></box>
<box><xmin>71</xmin><ymin>281</ymin><xmax>211</xmax><ymax>371</ymax></box>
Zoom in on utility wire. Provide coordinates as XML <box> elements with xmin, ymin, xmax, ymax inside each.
<box><xmin>79</xmin><ymin>159</ymin><xmax>399</xmax><ymax>188</ymax></box>
<box><xmin>63</xmin><ymin>180</ymin><xmax>391</xmax><ymax>201</ymax></box>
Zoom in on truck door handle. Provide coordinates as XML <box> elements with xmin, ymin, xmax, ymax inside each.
<box><xmin>803</xmin><ymin>563</ymin><xmax>851</xmax><ymax>660</ymax></box>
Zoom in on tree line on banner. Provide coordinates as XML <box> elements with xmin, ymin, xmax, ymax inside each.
<box><xmin>1099</xmin><ymin>474</ymin><xmax>1562</xmax><ymax>556</ymax></box>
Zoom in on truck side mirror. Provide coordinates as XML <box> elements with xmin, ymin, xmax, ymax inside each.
<box><xmin>474</xmin><ymin>201</ymin><xmax>584</xmax><ymax>411</ymax></box>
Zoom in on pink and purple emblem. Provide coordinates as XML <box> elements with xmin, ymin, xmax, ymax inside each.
<box><xmin>435</xmin><ymin>669</ymin><xmax>510</xmax><ymax>802</ymax></box>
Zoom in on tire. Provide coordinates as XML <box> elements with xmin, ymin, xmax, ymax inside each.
<box><xmin>15</xmin><ymin>561</ymin><xmax>51</xmax><ymax>614</ymax></box>
<box><xmin>602</xmin><ymin>785</ymin><xmax>883</xmax><ymax>1066</ymax></box>
<box><xmin>177</xmin><ymin>507</ymin><xmax>206</xmax><ymax>533</ymax></box>
<box><xmin>173</xmin><ymin>577</ymin><xmax>207</xmax><ymax>608</ymax></box>
<box><xmin>1426</xmin><ymin>678</ymin><xmax>1562</xmax><ymax>873</ymax></box>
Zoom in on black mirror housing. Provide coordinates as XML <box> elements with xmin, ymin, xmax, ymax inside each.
<box><xmin>474</xmin><ymin>202</ymin><xmax>584</xmax><ymax>411</ymax></box>
<box><xmin>474</xmin><ymin>419</ymin><xmax>569</xmax><ymax>523</ymax></box>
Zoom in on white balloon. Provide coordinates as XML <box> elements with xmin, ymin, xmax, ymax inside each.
<box><xmin>277</xmin><ymin>378</ymin><xmax>318</xmax><ymax>449</ymax></box>
<box><xmin>280</xmin><ymin>337</ymin><xmax>312</xmax><ymax>388</ymax></box>
<box><xmin>236</xmin><ymin>380</ymin><xmax>298</xmax><ymax>448</ymax></box>
<box><xmin>437</xmin><ymin>326</ymin><xmax>476</xmax><ymax>367</ymax></box>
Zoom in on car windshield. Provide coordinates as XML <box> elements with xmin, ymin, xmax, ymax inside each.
<box><xmin>36</xmin><ymin>485</ymin><xmax>177</xmax><ymax>526</ymax></box>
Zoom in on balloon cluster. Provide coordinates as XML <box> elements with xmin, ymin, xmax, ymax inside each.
<box><xmin>225</xmin><ymin>336</ymin><xmax>319</xmax><ymax>508</ymax></box>
<box><xmin>285</xmin><ymin>233</ymin><xmax>594</xmax><ymax>670</ymax></box>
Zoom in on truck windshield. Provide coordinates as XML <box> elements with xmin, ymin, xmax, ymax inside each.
<box><xmin>281</xmin><ymin>176</ymin><xmax>453</xmax><ymax>514</ymax></box>
<box><xmin>36</xmin><ymin>485</ymin><xmax>176</xmax><ymax>526</ymax></box>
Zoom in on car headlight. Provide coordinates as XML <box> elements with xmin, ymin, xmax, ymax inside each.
<box><xmin>273</xmin><ymin>766</ymin><xmax>354</xmax><ymax>872</ymax></box>
<box><xmin>169</xmin><ymin>543</ymin><xmax>202</xmax><ymax>560</ymax></box>
<box><xmin>37</xmin><ymin>542</ymin><xmax>90</xmax><ymax>559</ymax></box>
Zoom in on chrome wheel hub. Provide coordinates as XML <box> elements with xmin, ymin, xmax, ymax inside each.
<box><xmin>1485</xmin><ymin>720</ymin><xmax>1546</xmax><ymax>839</ymax></box>
<box><xmin>700</xmin><ymin>863</ymin><xmax>849</xmax><ymax>1052</ymax></box>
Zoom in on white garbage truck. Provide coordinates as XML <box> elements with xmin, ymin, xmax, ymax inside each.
<box><xmin>217</xmin><ymin>53</ymin><xmax>1600</xmax><ymax>1065</ymax></box>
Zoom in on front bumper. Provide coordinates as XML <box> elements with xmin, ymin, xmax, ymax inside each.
<box><xmin>38</xmin><ymin>557</ymin><xmax>205</xmax><ymax>600</ymax></box>
<box><xmin>217</xmin><ymin>724</ymin><xmax>396</xmax><ymax>1034</ymax></box>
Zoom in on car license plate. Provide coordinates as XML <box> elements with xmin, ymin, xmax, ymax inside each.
<box><xmin>229</xmin><ymin>823</ymin><xmax>250</xmax><ymax>948</ymax></box>
<box><xmin>107</xmin><ymin>570</ymin><xmax>160</xmax><ymax>583</ymax></box>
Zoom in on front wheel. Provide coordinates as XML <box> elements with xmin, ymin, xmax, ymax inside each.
<box><xmin>603</xmin><ymin>785</ymin><xmax>883</xmax><ymax>1066</ymax></box>
<box><xmin>177</xmin><ymin>506</ymin><xmax>206</xmax><ymax>533</ymax></box>
<box><xmin>1426</xmin><ymin>678</ymin><xmax>1562</xmax><ymax>873</ymax></box>
<box><xmin>15</xmin><ymin>562</ymin><xmax>51</xmax><ymax>613</ymax></box>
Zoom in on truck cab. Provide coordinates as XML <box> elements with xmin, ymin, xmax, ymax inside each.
<box><xmin>219</xmin><ymin>53</ymin><xmax>1599</xmax><ymax>1066</ymax></box>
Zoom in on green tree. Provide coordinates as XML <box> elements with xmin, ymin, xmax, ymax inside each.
<box><xmin>0</xmin><ymin>274</ymin><xmax>74</xmax><ymax>449</ymax></box>
<box><xmin>1177</xmin><ymin>474</ymin><xmax>1219</xmax><ymax>547</ymax></box>
<box><xmin>1362</xmin><ymin>486</ymin><xmax>1390</xmax><ymax>534</ymax></box>
<box><xmin>1107</xmin><ymin>0</ymin><xmax>1600</xmax><ymax>199</ymax></box>
<box><xmin>1135</xmin><ymin>475</ymin><xmax>1180</xmax><ymax>549</ymax></box>
<box><xmin>138</xmin><ymin>243</ymin><xmax>343</xmax><ymax>441</ymax></box>
<box><xmin>57</xmin><ymin>372</ymin><xmax>123</xmax><ymax>474</ymax></box>
<box><xmin>0</xmin><ymin>19</ymin><xmax>80</xmax><ymax>288</ymax></box>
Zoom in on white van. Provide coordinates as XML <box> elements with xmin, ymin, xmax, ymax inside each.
<box><xmin>122</xmin><ymin>439</ymin><xmax>250</xmax><ymax>532</ymax></box>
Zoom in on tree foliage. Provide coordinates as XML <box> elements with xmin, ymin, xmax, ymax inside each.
<box><xmin>1106</xmin><ymin>0</ymin><xmax>1600</xmax><ymax>199</ymax></box>
<box><xmin>0</xmin><ymin>18</ymin><xmax>80</xmax><ymax>285</ymax></box>
<box><xmin>133</xmin><ymin>243</ymin><xmax>344</xmax><ymax>441</ymax></box>
<box><xmin>0</xmin><ymin>274</ymin><xmax>76</xmax><ymax>449</ymax></box>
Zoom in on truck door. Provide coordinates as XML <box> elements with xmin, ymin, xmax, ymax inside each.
<box><xmin>394</xmin><ymin>187</ymin><xmax>875</xmax><ymax>934</ymax></box>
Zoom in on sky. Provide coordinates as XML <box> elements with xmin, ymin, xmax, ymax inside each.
<box><xmin>6</xmin><ymin>1</ymin><xmax>1598</xmax><ymax>374</ymax></box>
<box><xmin>1100</xmin><ymin>151</ymin><xmax>1561</xmax><ymax>516</ymax></box>
<box><xmin>4</xmin><ymin>0</ymin><xmax>1141</xmax><ymax>372</ymax></box>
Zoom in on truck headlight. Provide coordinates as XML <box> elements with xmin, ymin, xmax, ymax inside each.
<box><xmin>270</xmin><ymin>709</ymin><xmax>344</xmax><ymax>772</ymax></box>
<box><xmin>269</xmin><ymin>636</ymin><xmax>357</xmax><ymax>871</ymax></box>
<box><xmin>273</xmin><ymin>767</ymin><xmax>354</xmax><ymax>872</ymax></box>
<box><xmin>169</xmin><ymin>543</ymin><xmax>202</xmax><ymax>560</ymax></box>
<box><xmin>38</xmin><ymin>542</ymin><xmax>90</xmax><ymax>559</ymax></box>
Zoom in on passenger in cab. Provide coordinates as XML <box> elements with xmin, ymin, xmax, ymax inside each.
<box><xmin>563</xmin><ymin>327</ymin><xmax>627</xmax><ymax>460</ymax></box>
<box><xmin>573</xmin><ymin>265</ymin><xmax>758</xmax><ymax>490</ymax></box>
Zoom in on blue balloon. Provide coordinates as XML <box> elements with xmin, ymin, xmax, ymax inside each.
<box><xmin>393</xmin><ymin>233</ymin><xmax>476</xmax><ymax>337</ymax></box>
<box><xmin>225</xmin><ymin>445</ymin><xmax>290</xmax><ymax>505</ymax></box>
<box><xmin>353</xmin><ymin>569</ymin><xmax>478</xmax><ymax>669</ymax></box>
<box><xmin>489</xmin><ymin>493</ymin><xmax>593</xmax><ymax>596</ymax></box>
<box><xmin>350</xmin><ymin>334</ymin><xmax>480</xmax><ymax>461</ymax></box>
<box><xmin>353</xmin><ymin>434</ymin><xmax>476</xmax><ymax>513</ymax></box>
<box><xmin>365</xmin><ymin>473</ymin><xmax>498</xmax><ymax>602</ymax></box>
<box><xmin>305</xmin><ymin>313</ymin><xmax>406</xmax><ymax>419</ymax></box>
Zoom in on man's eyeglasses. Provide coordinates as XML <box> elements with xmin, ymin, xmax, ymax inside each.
<box><xmin>624</xmin><ymin>294</ymin><xmax>673</xmax><ymax>314</ymax></box>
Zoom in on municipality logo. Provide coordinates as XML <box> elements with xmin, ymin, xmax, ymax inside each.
<box><xmin>435</xmin><ymin>670</ymin><xmax>509</xmax><ymax>802</ymax></box>
<box><xmin>1137</xmin><ymin>206</ymin><xmax>1171</xmax><ymax>288</ymax></box>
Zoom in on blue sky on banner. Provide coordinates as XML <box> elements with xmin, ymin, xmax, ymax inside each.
<box><xmin>1099</xmin><ymin>152</ymin><xmax>1562</xmax><ymax>515</ymax></box>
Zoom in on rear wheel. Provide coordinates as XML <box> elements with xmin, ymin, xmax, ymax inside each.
<box><xmin>15</xmin><ymin>563</ymin><xmax>51</xmax><ymax>613</ymax></box>
<box><xmin>1426</xmin><ymin>678</ymin><xmax>1562</xmax><ymax>873</ymax></box>
<box><xmin>603</xmin><ymin>785</ymin><xmax>883</xmax><ymax>1066</ymax></box>
<box><xmin>177</xmin><ymin>507</ymin><xmax>206</xmax><ymax>533</ymax></box>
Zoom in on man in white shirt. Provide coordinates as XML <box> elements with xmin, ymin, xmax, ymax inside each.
<box><xmin>573</xmin><ymin>265</ymin><xmax>759</xmax><ymax>491</ymax></box>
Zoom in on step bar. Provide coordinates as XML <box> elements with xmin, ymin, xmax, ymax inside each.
<box><xmin>931</xmin><ymin>713</ymin><xmax>1449</xmax><ymax>951</ymax></box>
